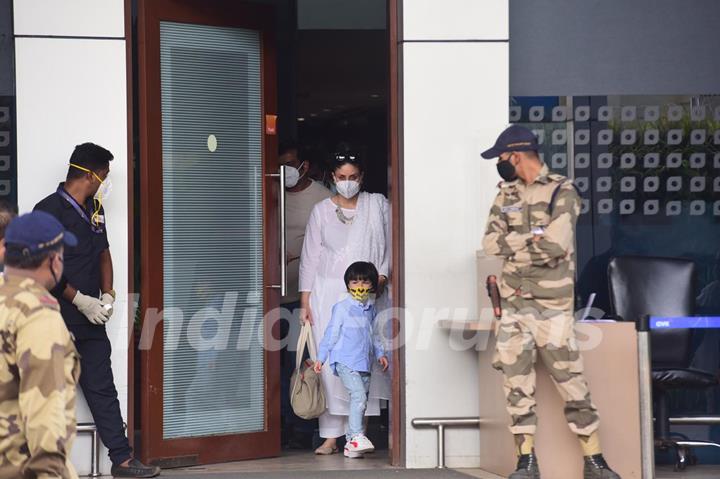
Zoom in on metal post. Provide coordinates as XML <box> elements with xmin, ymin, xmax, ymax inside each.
<box><xmin>437</xmin><ymin>424</ymin><xmax>445</xmax><ymax>469</ymax></box>
<box><xmin>637</xmin><ymin>325</ymin><xmax>655</xmax><ymax>479</ymax></box>
<box><xmin>90</xmin><ymin>429</ymin><xmax>101</xmax><ymax>478</ymax></box>
<box><xmin>410</xmin><ymin>417</ymin><xmax>481</xmax><ymax>470</ymax></box>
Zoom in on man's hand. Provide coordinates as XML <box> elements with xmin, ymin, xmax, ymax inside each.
<box><xmin>100</xmin><ymin>292</ymin><xmax>115</xmax><ymax>318</ymax></box>
<box><xmin>377</xmin><ymin>275</ymin><xmax>388</xmax><ymax>298</ymax></box>
<box><xmin>378</xmin><ymin>356</ymin><xmax>389</xmax><ymax>371</ymax></box>
<box><xmin>73</xmin><ymin>291</ymin><xmax>110</xmax><ymax>325</ymax></box>
<box><xmin>313</xmin><ymin>361</ymin><xmax>323</xmax><ymax>373</ymax></box>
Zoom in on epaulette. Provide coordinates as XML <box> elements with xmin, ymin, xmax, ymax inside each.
<box><xmin>549</xmin><ymin>179</ymin><xmax>582</xmax><ymax>215</ymax></box>
<box><xmin>547</xmin><ymin>173</ymin><xmax>568</xmax><ymax>183</ymax></box>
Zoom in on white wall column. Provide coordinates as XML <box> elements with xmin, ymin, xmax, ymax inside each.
<box><xmin>13</xmin><ymin>0</ymin><xmax>129</xmax><ymax>475</ymax></box>
<box><xmin>401</xmin><ymin>0</ymin><xmax>509</xmax><ymax>468</ymax></box>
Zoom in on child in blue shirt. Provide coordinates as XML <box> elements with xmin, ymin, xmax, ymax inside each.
<box><xmin>314</xmin><ymin>261</ymin><xmax>389</xmax><ymax>458</ymax></box>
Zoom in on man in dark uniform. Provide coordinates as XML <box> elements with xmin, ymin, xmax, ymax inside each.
<box><xmin>34</xmin><ymin>143</ymin><xmax>160</xmax><ymax>478</ymax></box>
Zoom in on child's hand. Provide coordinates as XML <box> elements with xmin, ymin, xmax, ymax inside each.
<box><xmin>378</xmin><ymin>356</ymin><xmax>389</xmax><ymax>371</ymax></box>
<box><xmin>313</xmin><ymin>361</ymin><xmax>323</xmax><ymax>373</ymax></box>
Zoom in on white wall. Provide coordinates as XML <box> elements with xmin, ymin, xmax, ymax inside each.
<box><xmin>14</xmin><ymin>1</ymin><xmax>129</xmax><ymax>475</ymax></box>
<box><xmin>401</xmin><ymin>0</ymin><xmax>509</xmax><ymax>469</ymax></box>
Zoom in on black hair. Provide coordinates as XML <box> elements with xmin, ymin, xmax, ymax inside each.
<box><xmin>343</xmin><ymin>261</ymin><xmax>379</xmax><ymax>291</ymax></box>
<box><xmin>67</xmin><ymin>143</ymin><xmax>114</xmax><ymax>181</ymax></box>
<box><xmin>332</xmin><ymin>142</ymin><xmax>365</xmax><ymax>174</ymax></box>
<box><xmin>4</xmin><ymin>243</ymin><xmax>62</xmax><ymax>270</ymax></box>
<box><xmin>279</xmin><ymin>140</ymin><xmax>298</xmax><ymax>158</ymax></box>
<box><xmin>0</xmin><ymin>200</ymin><xmax>18</xmax><ymax>240</ymax></box>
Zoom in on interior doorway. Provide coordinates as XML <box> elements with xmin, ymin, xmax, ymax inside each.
<box><xmin>130</xmin><ymin>0</ymin><xmax>398</xmax><ymax>468</ymax></box>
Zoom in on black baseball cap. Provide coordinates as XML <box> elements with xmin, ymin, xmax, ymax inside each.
<box><xmin>481</xmin><ymin>125</ymin><xmax>539</xmax><ymax>159</ymax></box>
<box><xmin>5</xmin><ymin>211</ymin><xmax>77</xmax><ymax>257</ymax></box>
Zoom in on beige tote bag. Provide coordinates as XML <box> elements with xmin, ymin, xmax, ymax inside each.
<box><xmin>289</xmin><ymin>323</ymin><xmax>326</xmax><ymax>419</ymax></box>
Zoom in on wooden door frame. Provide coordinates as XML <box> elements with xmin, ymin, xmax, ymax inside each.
<box><xmin>126</xmin><ymin>0</ymin><xmax>406</xmax><ymax>468</ymax></box>
<box><xmin>387</xmin><ymin>0</ymin><xmax>404</xmax><ymax>468</ymax></box>
<box><xmin>134</xmin><ymin>0</ymin><xmax>280</xmax><ymax>466</ymax></box>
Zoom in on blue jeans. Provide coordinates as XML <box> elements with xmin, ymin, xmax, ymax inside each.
<box><xmin>335</xmin><ymin>363</ymin><xmax>371</xmax><ymax>441</ymax></box>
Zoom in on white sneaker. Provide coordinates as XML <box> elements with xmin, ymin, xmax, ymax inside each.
<box><xmin>347</xmin><ymin>434</ymin><xmax>375</xmax><ymax>454</ymax></box>
<box><xmin>343</xmin><ymin>445</ymin><xmax>364</xmax><ymax>458</ymax></box>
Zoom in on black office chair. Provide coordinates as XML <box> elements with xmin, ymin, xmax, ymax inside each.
<box><xmin>608</xmin><ymin>255</ymin><xmax>719</xmax><ymax>470</ymax></box>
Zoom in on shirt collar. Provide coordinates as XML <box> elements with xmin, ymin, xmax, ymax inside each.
<box><xmin>57</xmin><ymin>182</ymin><xmax>92</xmax><ymax>209</ymax></box>
<box><xmin>533</xmin><ymin>163</ymin><xmax>551</xmax><ymax>184</ymax></box>
<box><xmin>350</xmin><ymin>297</ymin><xmax>373</xmax><ymax>311</ymax></box>
<box><xmin>57</xmin><ymin>183</ymin><xmax>75</xmax><ymax>209</ymax></box>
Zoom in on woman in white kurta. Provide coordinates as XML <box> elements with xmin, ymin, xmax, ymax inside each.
<box><xmin>298</xmin><ymin>153</ymin><xmax>391</xmax><ymax>455</ymax></box>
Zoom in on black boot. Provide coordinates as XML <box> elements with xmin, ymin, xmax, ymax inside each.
<box><xmin>583</xmin><ymin>454</ymin><xmax>621</xmax><ymax>479</ymax></box>
<box><xmin>509</xmin><ymin>451</ymin><xmax>541</xmax><ymax>479</ymax></box>
<box><xmin>111</xmin><ymin>458</ymin><xmax>161</xmax><ymax>478</ymax></box>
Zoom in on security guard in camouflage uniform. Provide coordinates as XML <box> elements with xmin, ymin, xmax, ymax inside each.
<box><xmin>0</xmin><ymin>211</ymin><xmax>80</xmax><ymax>479</ymax></box>
<box><xmin>481</xmin><ymin>126</ymin><xmax>620</xmax><ymax>479</ymax></box>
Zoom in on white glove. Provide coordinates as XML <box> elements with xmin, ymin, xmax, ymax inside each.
<box><xmin>100</xmin><ymin>292</ymin><xmax>115</xmax><ymax>318</ymax></box>
<box><xmin>73</xmin><ymin>291</ymin><xmax>110</xmax><ymax>325</ymax></box>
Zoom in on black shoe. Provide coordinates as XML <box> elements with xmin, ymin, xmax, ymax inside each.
<box><xmin>583</xmin><ymin>454</ymin><xmax>621</xmax><ymax>479</ymax></box>
<box><xmin>111</xmin><ymin>458</ymin><xmax>161</xmax><ymax>478</ymax></box>
<box><xmin>509</xmin><ymin>451</ymin><xmax>541</xmax><ymax>479</ymax></box>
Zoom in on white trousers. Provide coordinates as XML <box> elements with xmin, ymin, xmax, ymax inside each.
<box><xmin>318</xmin><ymin>411</ymin><xmax>348</xmax><ymax>439</ymax></box>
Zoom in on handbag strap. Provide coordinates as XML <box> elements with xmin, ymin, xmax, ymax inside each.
<box><xmin>306</xmin><ymin>325</ymin><xmax>318</xmax><ymax>361</ymax></box>
<box><xmin>295</xmin><ymin>323</ymin><xmax>319</xmax><ymax>369</ymax></box>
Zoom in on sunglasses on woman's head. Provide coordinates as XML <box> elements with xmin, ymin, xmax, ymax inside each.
<box><xmin>334</xmin><ymin>153</ymin><xmax>359</xmax><ymax>163</ymax></box>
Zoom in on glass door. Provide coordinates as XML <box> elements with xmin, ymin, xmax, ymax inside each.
<box><xmin>137</xmin><ymin>0</ymin><xmax>280</xmax><ymax>465</ymax></box>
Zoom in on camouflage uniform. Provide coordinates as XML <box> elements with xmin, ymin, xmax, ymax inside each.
<box><xmin>0</xmin><ymin>275</ymin><xmax>80</xmax><ymax>479</ymax></box>
<box><xmin>482</xmin><ymin>163</ymin><xmax>599</xmax><ymax>437</ymax></box>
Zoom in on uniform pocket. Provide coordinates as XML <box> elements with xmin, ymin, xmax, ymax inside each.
<box><xmin>502</xmin><ymin>203</ymin><xmax>525</xmax><ymax>228</ymax></box>
<box><xmin>529</xmin><ymin>206</ymin><xmax>551</xmax><ymax>228</ymax></box>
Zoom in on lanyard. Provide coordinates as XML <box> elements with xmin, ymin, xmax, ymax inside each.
<box><xmin>56</xmin><ymin>187</ymin><xmax>104</xmax><ymax>234</ymax></box>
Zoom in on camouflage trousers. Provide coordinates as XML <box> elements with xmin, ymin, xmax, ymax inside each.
<box><xmin>492</xmin><ymin>296</ymin><xmax>600</xmax><ymax>436</ymax></box>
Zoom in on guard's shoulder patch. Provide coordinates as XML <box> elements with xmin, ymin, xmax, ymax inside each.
<box><xmin>38</xmin><ymin>295</ymin><xmax>59</xmax><ymax>308</ymax></box>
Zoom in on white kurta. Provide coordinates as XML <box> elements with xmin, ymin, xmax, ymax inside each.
<box><xmin>299</xmin><ymin>195</ymin><xmax>391</xmax><ymax>426</ymax></box>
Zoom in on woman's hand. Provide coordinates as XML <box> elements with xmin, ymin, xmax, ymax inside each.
<box><xmin>376</xmin><ymin>275</ymin><xmax>388</xmax><ymax>298</ymax></box>
<box><xmin>378</xmin><ymin>356</ymin><xmax>389</xmax><ymax>371</ymax></box>
<box><xmin>299</xmin><ymin>292</ymin><xmax>313</xmax><ymax>325</ymax></box>
<box><xmin>313</xmin><ymin>361</ymin><xmax>323</xmax><ymax>373</ymax></box>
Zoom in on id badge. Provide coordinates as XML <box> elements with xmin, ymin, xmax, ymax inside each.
<box><xmin>501</xmin><ymin>205</ymin><xmax>523</xmax><ymax>214</ymax></box>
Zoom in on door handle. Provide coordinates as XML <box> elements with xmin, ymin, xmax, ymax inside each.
<box><xmin>266</xmin><ymin>165</ymin><xmax>287</xmax><ymax>296</ymax></box>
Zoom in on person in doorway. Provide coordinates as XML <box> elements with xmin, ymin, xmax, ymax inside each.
<box><xmin>279</xmin><ymin>141</ymin><xmax>332</xmax><ymax>448</ymax></box>
<box><xmin>481</xmin><ymin>126</ymin><xmax>621</xmax><ymax>479</ymax></box>
<box><xmin>34</xmin><ymin>143</ymin><xmax>160</xmax><ymax>478</ymax></box>
<box><xmin>0</xmin><ymin>199</ymin><xmax>18</xmax><ymax>268</ymax></box>
<box><xmin>0</xmin><ymin>211</ymin><xmax>80</xmax><ymax>478</ymax></box>
<box><xmin>299</xmin><ymin>143</ymin><xmax>391</xmax><ymax>455</ymax></box>
<box><xmin>313</xmin><ymin>261</ymin><xmax>389</xmax><ymax>458</ymax></box>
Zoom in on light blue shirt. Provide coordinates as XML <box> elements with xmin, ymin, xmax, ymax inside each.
<box><xmin>317</xmin><ymin>296</ymin><xmax>385</xmax><ymax>374</ymax></box>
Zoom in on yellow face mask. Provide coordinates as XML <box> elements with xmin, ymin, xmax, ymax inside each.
<box><xmin>70</xmin><ymin>163</ymin><xmax>111</xmax><ymax>226</ymax></box>
<box><xmin>349</xmin><ymin>287</ymin><xmax>371</xmax><ymax>303</ymax></box>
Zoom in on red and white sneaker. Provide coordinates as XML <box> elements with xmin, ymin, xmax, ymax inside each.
<box><xmin>346</xmin><ymin>434</ymin><xmax>375</xmax><ymax>454</ymax></box>
<box><xmin>343</xmin><ymin>444</ymin><xmax>364</xmax><ymax>458</ymax></box>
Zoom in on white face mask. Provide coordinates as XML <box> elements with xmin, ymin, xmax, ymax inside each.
<box><xmin>94</xmin><ymin>178</ymin><xmax>112</xmax><ymax>201</ymax></box>
<box><xmin>335</xmin><ymin>180</ymin><xmax>361</xmax><ymax>199</ymax></box>
<box><xmin>283</xmin><ymin>162</ymin><xmax>305</xmax><ymax>189</ymax></box>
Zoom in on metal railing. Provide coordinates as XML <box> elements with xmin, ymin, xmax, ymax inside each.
<box><xmin>411</xmin><ymin>417</ymin><xmax>481</xmax><ymax>469</ymax></box>
<box><xmin>76</xmin><ymin>422</ymin><xmax>101</xmax><ymax>478</ymax></box>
